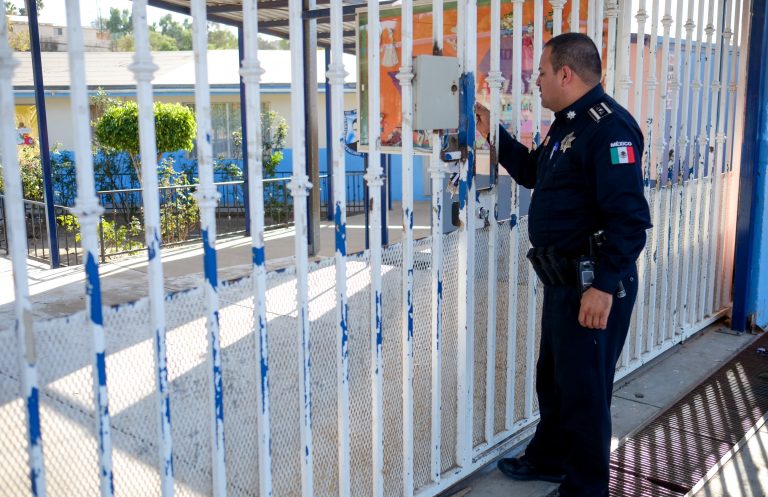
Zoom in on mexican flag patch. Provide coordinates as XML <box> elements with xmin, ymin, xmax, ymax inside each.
<box><xmin>610</xmin><ymin>141</ymin><xmax>636</xmax><ymax>164</ymax></box>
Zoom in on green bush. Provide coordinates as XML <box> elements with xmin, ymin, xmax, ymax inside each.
<box><xmin>93</xmin><ymin>100</ymin><xmax>196</xmax><ymax>182</ymax></box>
<box><xmin>0</xmin><ymin>144</ymin><xmax>44</xmax><ymax>201</ymax></box>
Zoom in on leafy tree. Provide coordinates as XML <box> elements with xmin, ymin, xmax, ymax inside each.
<box><xmin>208</xmin><ymin>25</ymin><xmax>238</xmax><ymax>49</ymax></box>
<box><xmin>93</xmin><ymin>100</ymin><xmax>196</xmax><ymax>183</ymax></box>
<box><xmin>4</xmin><ymin>1</ymin><xmax>17</xmax><ymax>14</ymax></box>
<box><xmin>260</xmin><ymin>110</ymin><xmax>288</xmax><ymax>177</ymax></box>
<box><xmin>115</xmin><ymin>31</ymin><xmax>179</xmax><ymax>52</ymax></box>
<box><xmin>6</xmin><ymin>18</ymin><xmax>29</xmax><ymax>51</ymax></box>
<box><xmin>105</xmin><ymin>7</ymin><xmax>132</xmax><ymax>37</ymax></box>
<box><xmin>258</xmin><ymin>36</ymin><xmax>290</xmax><ymax>50</ymax></box>
<box><xmin>156</xmin><ymin>14</ymin><xmax>192</xmax><ymax>50</ymax></box>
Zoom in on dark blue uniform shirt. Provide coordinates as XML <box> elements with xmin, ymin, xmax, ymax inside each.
<box><xmin>497</xmin><ymin>84</ymin><xmax>652</xmax><ymax>294</ymax></box>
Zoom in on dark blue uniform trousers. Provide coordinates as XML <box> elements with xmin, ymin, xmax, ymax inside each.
<box><xmin>524</xmin><ymin>268</ymin><xmax>638</xmax><ymax>497</ymax></box>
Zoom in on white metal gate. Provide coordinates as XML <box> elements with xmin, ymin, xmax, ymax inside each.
<box><xmin>0</xmin><ymin>0</ymin><xmax>750</xmax><ymax>496</ymax></box>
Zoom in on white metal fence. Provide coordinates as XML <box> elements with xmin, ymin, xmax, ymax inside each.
<box><xmin>0</xmin><ymin>0</ymin><xmax>750</xmax><ymax>496</ymax></box>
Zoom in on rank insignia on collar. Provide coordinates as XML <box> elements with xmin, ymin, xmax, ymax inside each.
<box><xmin>566</xmin><ymin>110</ymin><xmax>576</xmax><ymax>120</ymax></box>
<box><xmin>588</xmin><ymin>102</ymin><xmax>613</xmax><ymax>122</ymax></box>
<box><xmin>560</xmin><ymin>132</ymin><xmax>576</xmax><ymax>152</ymax></box>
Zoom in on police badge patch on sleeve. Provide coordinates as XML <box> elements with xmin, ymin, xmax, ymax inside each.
<box><xmin>610</xmin><ymin>141</ymin><xmax>636</xmax><ymax>164</ymax></box>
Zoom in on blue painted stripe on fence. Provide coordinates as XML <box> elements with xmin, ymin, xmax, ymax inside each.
<box><xmin>202</xmin><ymin>230</ymin><xmax>219</xmax><ymax>289</ymax></box>
<box><xmin>341</xmin><ymin>302</ymin><xmax>349</xmax><ymax>382</ymax></box>
<box><xmin>212</xmin><ymin>310</ymin><xmax>225</xmax><ymax>428</ymax></box>
<box><xmin>335</xmin><ymin>202</ymin><xmax>347</xmax><ymax>256</ymax></box>
<box><xmin>253</xmin><ymin>246</ymin><xmax>266</xmax><ymax>266</ymax></box>
<box><xmin>27</xmin><ymin>387</ymin><xmax>41</xmax><ymax>444</ymax></box>
<box><xmin>86</xmin><ymin>253</ymin><xmax>103</xmax><ymax>325</ymax></box>
<box><xmin>148</xmin><ymin>230</ymin><xmax>161</xmax><ymax>261</ymax></box>
<box><xmin>259</xmin><ymin>314</ymin><xmax>270</xmax><ymax>410</ymax></box>
<box><xmin>407</xmin><ymin>269</ymin><xmax>414</xmax><ymax>339</ymax></box>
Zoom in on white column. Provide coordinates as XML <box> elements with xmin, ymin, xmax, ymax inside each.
<box><xmin>397</xmin><ymin>0</ymin><xmax>415</xmax><ymax>494</ymax></box>
<box><xmin>0</xmin><ymin>15</ymin><xmax>47</xmax><ymax>497</ymax></box>
<box><xmin>628</xmin><ymin>0</ymin><xmax>647</xmax><ymax>367</ymax></box>
<box><xmin>698</xmin><ymin>0</ymin><xmax>726</xmax><ymax>317</ymax></box>
<box><xmin>687</xmin><ymin>0</ymin><xmax>710</xmax><ymax>325</ymax></box>
<box><xmin>570</xmin><ymin>0</ymin><xmax>581</xmax><ymax>33</ymax></box>
<box><xmin>551</xmin><ymin>0</ymin><xmax>566</xmax><ymax>36</ymax></box>
<box><xmin>485</xmin><ymin>0</ymin><xmax>503</xmax><ymax>448</ymax></box>
<box><xmin>601</xmin><ymin>0</ymin><xmax>616</xmax><ymax>98</ymax></box>
<box><xmin>190</xmin><ymin>1</ymin><xmax>227</xmax><ymax>494</ymax></box>
<box><xmin>651</xmin><ymin>0</ymin><xmax>673</xmax><ymax>350</ymax></box>
<box><xmin>456</xmin><ymin>0</ymin><xmax>478</xmax><ymax>469</ymax></box>
<box><xmin>129</xmin><ymin>2</ymin><xmax>173</xmax><ymax>495</ymax></box>
<box><xmin>64</xmin><ymin>2</ymin><xmax>113</xmax><ymax>495</ymax></box>
<box><xmin>709</xmin><ymin>0</ymin><xmax>732</xmax><ymax>316</ymax></box>
<box><xmin>366</xmin><ymin>0</ymin><xmax>385</xmax><ymax>494</ymax></box>
<box><xmin>429</xmin><ymin>0</ymin><xmax>445</xmax><ymax>483</ymax></box>
<box><xmin>677</xmin><ymin>0</ymin><xmax>698</xmax><ymax>334</ymax></box>
<box><xmin>594</xmin><ymin>0</ymin><xmax>604</xmax><ymax>54</ymax></box>
<box><xmin>327</xmin><ymin>0</ymin><xmax>351</xmax><ymax>490</ymax></box>
<box><xmin>505</xmin><ymin>0</ymin><xmax>524</xmax><ymax>430</ymax></box>
<box><xmin>615</xmin><ymin>0</ymin><xmax>633</xmax><ymax>105</ymax></box>
<box><xmin>660</xmin><ymin>0</ymin><xmax>686</xmax><ymax>342</ymax></box>
<box><xmin>643</xmin><ymin>0</ymin><xmax>662</xmax><ymax>353</ymax></box>
<box><xmin>287</xmin><ymin>0</ymin><xmax>313</xmax><ymax>495</ymax></box>
<box><xmin>241</xmin><ymin>1</ymin><xmax>273</xmax><ymax>496</ymax></box>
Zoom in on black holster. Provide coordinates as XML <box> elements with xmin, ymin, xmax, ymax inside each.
<box><xmin>526</xmin><ymin>246</ymin><xmax>575</xmax><ymax>286</ymax></box>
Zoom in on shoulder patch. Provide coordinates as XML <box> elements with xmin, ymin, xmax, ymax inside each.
<box><xmin>588</xmin><ymin>102</ymin><xmax>613</xmax><ymax>122</ymax></box>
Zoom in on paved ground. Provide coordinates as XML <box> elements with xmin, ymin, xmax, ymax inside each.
<box><xmin>0</xmin><ymin>201</ymin><xmax>433</xmax><ymax>321</ymax></box>
<box><xmin>441</xmin><ymin>324</ymin><xmax>767</xmax><ymax>497</ymax></box>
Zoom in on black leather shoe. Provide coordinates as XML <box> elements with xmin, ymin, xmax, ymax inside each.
<box><xmin>496</xmin><ymin>456</ymin><xmax>565</xmax><ymax>483</ymax></box>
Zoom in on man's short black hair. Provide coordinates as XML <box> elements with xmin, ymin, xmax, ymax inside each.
<box><xmin>544</xmin><ymin>33</ymin><xmax>602</xmax><ymax>86</ymax></box>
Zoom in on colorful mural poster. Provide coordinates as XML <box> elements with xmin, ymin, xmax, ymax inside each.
<box><xmin>357</xmin><ymin>0</ymin><xmax>592</xmax><ymax>153</ymax></box>
<box><xmin>15</xmin><ymin>105</ymin><xmax>38</xmax><ymax>147</ymax></box>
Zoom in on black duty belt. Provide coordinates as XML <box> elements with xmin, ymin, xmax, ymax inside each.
<box><xmin>526</xmin><ymin>246</ymin><xmax>579</xmax><ymax>287</ymax></box>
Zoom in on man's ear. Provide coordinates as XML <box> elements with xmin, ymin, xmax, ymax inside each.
<box><xmin>559</xmin><ymin>65</ymin><xmax>574</xmax><ymax>87</ymax></box>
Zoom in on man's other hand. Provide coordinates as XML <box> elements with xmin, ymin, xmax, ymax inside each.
<box><xmin>474</xmin><ymin>102</ymin><xmax>491</xmax><ymax>140</ymax></box>
<box><xmin>578</xmin><ymin>287</ymin><xmax>613</xmax><ymax>330</ymax></box>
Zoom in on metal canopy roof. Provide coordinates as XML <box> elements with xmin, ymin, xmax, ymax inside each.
<box><xmin>146</xmin><ymin>0</ymin><xmax>381</xmax><ymax>53</ymax></box>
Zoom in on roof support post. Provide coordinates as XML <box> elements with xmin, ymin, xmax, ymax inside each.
<box><xmin>324</xmin><ymin>47</ymin><xmax>334</xmax><ymax>221</ymax></box>
<box><xmin>239</xmin><ymin>27</ymin><xmax>251</xmax><ymax>236</ymax></box>
<box><xmin>25</xmin><ymin>0</ymin><xmax>59</xmax><ymax>268</ymax></box>
<box><xmin>732</xmin><ymin>0</ymin><xmax>767</xmax><ymax>331</ymax></box>
<box><xmin>304</xmin><ymin>0</ymin><xmax>321</xmax><ymax>255</ymax></box>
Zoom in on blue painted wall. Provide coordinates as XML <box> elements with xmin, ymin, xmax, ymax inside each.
<box><xmin>275</xmin><ymin>148</ymin><xmax>431</xmax><ymax>202</ymax></box>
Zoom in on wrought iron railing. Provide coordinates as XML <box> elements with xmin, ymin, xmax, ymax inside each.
<box><xmin>0</xmin><ymin>172</ymin><xmax>366</xmax><ymax>265</ymax></box>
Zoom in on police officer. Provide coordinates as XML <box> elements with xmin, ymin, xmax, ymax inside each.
<box><xmin>475</xmin><ymin>33</ymin><xmax>651</xmax><ymax>497</ymax></box>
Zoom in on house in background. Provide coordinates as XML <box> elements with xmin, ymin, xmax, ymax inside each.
<box><xmin>11</xmin><ymin>49</ymin><xmax>433</xmax><ymax>201</ymax></box>
<box><xmin>8</xmin><ymin>15</ymin><xmax>112</xmax><ymax>52</ymax></box>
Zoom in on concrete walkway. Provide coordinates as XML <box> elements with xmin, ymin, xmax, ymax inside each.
<box><xmin>440</xmin><ymin>324</ymin><xmax>767</xmax><ymax>497</ymax></box>
<box><xmin>0</xmin><ymin>201</ymin><xmax>433</xmax><ymax>321</ymax></box>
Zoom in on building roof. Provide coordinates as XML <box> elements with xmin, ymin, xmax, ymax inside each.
<box><xmin>146</xmin><ymin>0</ymin><xmax>380</xmax><ymax>53</ymax></box>
<box><xmin>12</xmin><ymin>49</ymin><xmax>357</xmax><ymax>93</ymax></box>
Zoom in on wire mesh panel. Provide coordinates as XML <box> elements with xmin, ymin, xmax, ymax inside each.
<box><xmin>0</xmin><ymin>325</ymin><xmax>36</xmax><ymax>497</ymax></box>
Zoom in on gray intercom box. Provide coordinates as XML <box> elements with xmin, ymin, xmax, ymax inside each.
<box><xmin>413</xmin><ymin>55</ymin><xmax>460</xmax><ymax>130</ymax></box>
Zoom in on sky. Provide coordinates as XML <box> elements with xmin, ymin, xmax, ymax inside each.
<box><xmin>6</xmin><ymin>0</ymin><xmax>738</xmax><ymax>45</ymax></box>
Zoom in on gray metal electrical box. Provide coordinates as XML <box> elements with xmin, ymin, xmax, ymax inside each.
<box><xmin>413</xmin><ymin>55</ymin><xmax>460</xmax><ymax>130</ymax></box>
